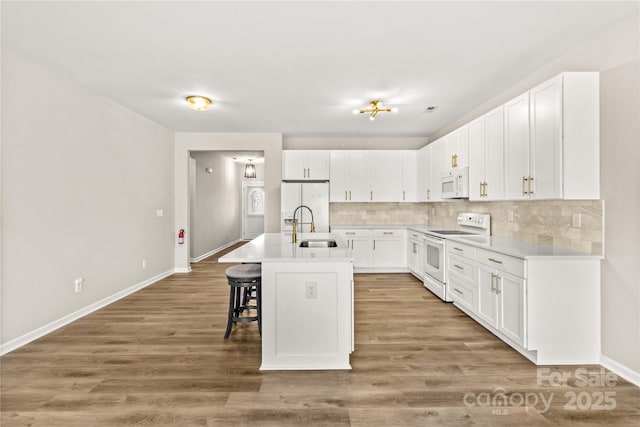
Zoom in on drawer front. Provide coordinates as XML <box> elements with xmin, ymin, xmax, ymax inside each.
<box><xmin>477</xmin><ymin>248</ymin><xmax>525</xmax><ymax>278</ymax></box>
<box><xmin>372</xmin><ymin>229</ymin><xmax>404</xmax><ymax>238</ymax></box>
<box><xmin>334</xmin><ymin>229</ymin><xmax>371</xmax><ymax>238</ymax></box>
<box><xmin>449</xmin><ymin>276</ymin><xmax>476</xmax><ymax>312</ymax></box>
<box><xmin>408</xmin><ymin>231</ymin><xmax>427</xmax><ymax>241</ymax></box>
<box><xmin>447</xmin><ymin>253</ymin><xmax>476</xmax><ymax>283</ymax></box>
<box><xmin>447</xmin><ymin>241</ymin><xmax>477</xmax><ymax>260</ymax></box>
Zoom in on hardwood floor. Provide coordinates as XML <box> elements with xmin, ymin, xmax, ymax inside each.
<box><xmin>2</xmin><ymin>242</ymin><xmax>639</xmax><ymax>426</ymax></box>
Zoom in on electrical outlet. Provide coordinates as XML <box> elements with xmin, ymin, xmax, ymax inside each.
<box><xmin>572</xmin><ymin>213</ymin><xmax>582</xmax><ymax>228</ymax></box>
<box><xmin>142</xmin><ymin>259</ymin><xmax>147</xmax><ymax>269</ymax></box>
<box><xmin>74</xmin><ymin>278</ymin><xmax>84</xmax><ymax>293</ymax></box>
<box><xmin>306</xmin><ymin>282</ymin><xmax>317</xmax><ymax>299</ymax></box>
<box><xmin>156</xmin><ymin>209</ymin><xmax>163</xmax><ymax>217</ymax></box>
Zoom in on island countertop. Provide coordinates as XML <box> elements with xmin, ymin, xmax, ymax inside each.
<box><xmin>218</xmin><ymin>233</ymin><xmax>354</xmax><ymax>263</ymax></box>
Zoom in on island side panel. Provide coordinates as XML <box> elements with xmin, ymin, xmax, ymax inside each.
<box><xmin>261</xmin><ymin>260</ymin><xmax>353</xmax><ymax>370</ymax></box>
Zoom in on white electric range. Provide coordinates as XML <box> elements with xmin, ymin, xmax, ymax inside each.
<box><xmin>423</xmin><ymin>213</ymin><xmax>490</xmax><ymax>302</ymax></box>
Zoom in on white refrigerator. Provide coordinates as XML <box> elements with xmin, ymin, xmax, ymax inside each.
<box><xmin>281</xmin><ymin>182</ymin><xmax>330</xmax><ymax>234</ymax></box>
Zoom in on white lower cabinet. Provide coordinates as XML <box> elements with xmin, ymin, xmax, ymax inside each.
<box><xmin>332</xmin><ymin>227</ymin><xmax>406</xmax><ymax>271</ymax></box>
<box><xmin>477</xmin><ymin>264</ymin><xmax>526</xmax><ymax>348</ymax></box>
<box><xmin>447</xmin><ymin>240</ymin><xmax>600</xmax><ymax>364</ymax></box>
<box><xmin>372</xmin><ymin>229</ymin><xmax>405</xmax><ymax>268</ymax></box>
<box><xmin>407</xmin><ymin>231</ymin><xmax>426</xmax><ymax>279</ymax></box>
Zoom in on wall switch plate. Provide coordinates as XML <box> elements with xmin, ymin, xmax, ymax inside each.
<box><xmin>74</xmin><ymin>278</ymin><xmax>84</xmax><ymax>293</ymax></box>
<box><xmin>305</xmin><ymin>282</ymin><xmax>317</xmax><ymax>299</ymax></box>
<box><xmin>572</xmin><ymin>213</ymin><xmax>582</xmax><ymax>228</ymax></box>
<box><xmin>142</xmin><ymin>259</ymin><xmax>147</xmax><ymax>269</ymax></box>
<box><xmin>156</xmin><ymin>209</ymin><xmax>163</xmax><ymax>217</ymax></box>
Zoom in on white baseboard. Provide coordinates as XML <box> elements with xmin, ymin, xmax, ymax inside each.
<box><xmin>174</xmin><ymin>267</ymin><xmax>192</xmax><ymax>273</ymax></box>
<box><xmin>0</xmin><ymin>268</ymin><xmax>175</xmax><ymax>356</ymax></box>
<box><xmin>190</xmin><ymin>238</ymin><xmax>242</xmax><ymax>263</ymax></box>
<box><xmin>600</xmin><ymin>354</ymin><xmax>640</xmax><ymax>387</ymax></box>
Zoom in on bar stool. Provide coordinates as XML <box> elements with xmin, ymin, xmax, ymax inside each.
<box><xmin>224</xmin><ymin>264</ymin><xmax>262</xmax><ymax>339</ymax></box>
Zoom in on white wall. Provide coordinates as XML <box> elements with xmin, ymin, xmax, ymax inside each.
<box><xmin>428</xmin><ymin>11</ymin><xmax>640</xmax><ymax>380</ymax></box>
<box><xmin>189</xmin><ymin>152</ymin><xmax>242</xmax><ymax>259</ymax></box>
<box><xmin>1</xmin><ymin>49</ymin><xmax>175</xmax><ymax>346</ymax></box>
<box><xmin>174</xmin><ymin>133</ymin><xmax>282</xmax><ymax>271</ymax></box>
<box><xmin>600</xmin><ymin>59</ymin><xmax>640</xmax><ymax>375</ymax></box>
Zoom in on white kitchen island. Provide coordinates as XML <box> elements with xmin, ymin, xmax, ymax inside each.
<box><xmin>219</xmin><ymin>233</ymin><xmax>354</xmax><ymax>370</ymax></box>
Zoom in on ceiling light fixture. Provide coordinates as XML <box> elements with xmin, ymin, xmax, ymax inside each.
<box><xmin>186</xmin><ymin>95</ymin><xmax>212</xmax><ymax>111</ymax></box>
<box><xmin>244</xmin><ymin>159</ymin><xmax>256</xmax><ymax>179</ymax></box>
<box><xmin>352</xmin><ymin>100</ymin><xmax>398</xmax><ymax>121</ymax></box>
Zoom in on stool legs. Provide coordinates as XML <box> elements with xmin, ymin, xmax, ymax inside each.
<box><xmin>224</xmin><ymin>280</ymin><xmax>261</xmax><ymax>339</ymax></box>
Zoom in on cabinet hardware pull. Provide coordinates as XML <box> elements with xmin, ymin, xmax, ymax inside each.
<box><xmin>373</xmin><ymin>240</ymin><xmax>376</xmax><ymax>250</ymax></box>
<box><xmin>454</xmin><ymin>264</ymin><xmax>464</xmax><ymax>270</ymax></box>
<box><xmin>403</xmin><ymin>191</ymin><xmax>406</xmax><ymax>201</ymax></box>
<box><xmin>452</xmin><ymin>154</ymin><xmax>457</xmax><ymax>168</ymax></box>
<box><xmin>427</xmin><ymin>189</ymin><xmax>431</xmax><ymax>200</ymax></box>
<box><xmin>496</xmin><ymin>279</ymin><xmax>501</xmax><ymax>295</ymax></box>
<box><xmin>490</xmin><ymin>273</ymin><xmax>497</xmax><ymax>293</ymax></box>
<box><xmin>522</xmin><ymin>176</ymin><xmax>528</xmax><ymax>195</ymax></box>
<box><xmin>370</xmin><ymin>191</ymin><xmax>373</xmax><ymax>201</ymax></box>
<box><xmin>483</xmin><ymin>181</ymin><xmax>488</xmax><ymax>197</ymax></box>
<box><xmin>383</xmin><ymin>231</ymin><xmax>393</xmax><ymax>235</ymax></box>
<box><xmin>454</xmin><ymin>288</ymin><xmax>463</xmax><ymax>295</ymax></box>
<box><xmin>349</xmin><ymin>190</ymin><xmax>352</xmax><ymax>201</ymax></box>
<box><xmin>345</xmin><ymin>232</ymin><xmax>356</xmax><ymax>235</ymax></box>
<box><xmin>345</xmin><ymin>191</ymin><xmax>348</xmax><ymax>201</ymax></box>
<box><xmin>528</xmin><ymin>176</ymin><xmax>533</xmax><ymax>195</ymax></box>
<box><xmin>453</xmin><ymin>247</ymin><xmax>463</xmax><ymax>252</ymax></box>
<box><xmin>307</xmin><ymin>168</ymin><xmax>310</xmax><ymax>178</ymax></box>
<box><xmin>488</xmin><ymin>258</ymin><xmax>503</xmax><ymax>264</ymax></box>
<box><xmin>480</xmin><ymin>181</ymin><xmax>483</xmax><ymax>197</ymax></box>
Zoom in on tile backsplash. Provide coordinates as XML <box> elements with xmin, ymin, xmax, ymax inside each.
<box><xmin>330</xmin><ymin>200</ymin><xmax>603</xmax><ymax>254</ymax></box>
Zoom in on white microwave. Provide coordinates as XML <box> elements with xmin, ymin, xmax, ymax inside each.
<box><xmin>441</xmin><ymin>167</ymin><xmax>469</xmax><ymax>199</ymax></box>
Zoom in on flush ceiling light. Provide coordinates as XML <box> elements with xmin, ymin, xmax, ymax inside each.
<box><xmin>352</xmin><ymin>100</ymin><xmax>398</xmax><ymax>121</ymax></box>
<box><xmin>186</xmin><ymin>95</ymin><xmax>212</xmax><ymax>111</ymax></box>
<box><xmin>244</xmin><ymin>159</ymin><xmax>256</xmax><ymax>179</ymax></box>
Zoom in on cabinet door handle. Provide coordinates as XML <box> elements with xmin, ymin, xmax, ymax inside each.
<box><xmin>453</xmin><ymin>247</ymin><xmax>463</xmax><ymax>252</ymax></box>
<box><xmin>345</xmin><ymin>191</ymin><xmax>348</xmax><ymax>201</ymax></box>
<box><xmin>413</xmin><ymin>243</ymin><xmax>417</xmax><ymax>253</ymax></box>
<box><xmin>383</xmin><ymin>231</ymin><xmax>393</xmax><ymax>235</ymax></box>
<box><xmin>307</xmin><ymin>168</ymin><xmax>311</xmax><ymax>178</ymax></box>
<box><xmin>453</xmin><ymin>288</ymin><xmax>464</xmax><ymax>295</ymax></box>
<box><xmin>349</xmin><ymin>190</ymin><xmax>352</xmax><ymax>201</ymax></box>
<box><xmin>373</xmin><ymin>240</ymin><xmax>376</xmax><ymax>250</ymax></box>
<box><xmin>496</xmin><ymin>277</ymin><xmax>502</xmax><ymax>295</ymax></box>
<box><xmin>345</xmin><ymin>232</ymin><xmax>356</xmax><ymax>235</ymax></box>
<box><xmin>452</xmin><ymin>154</ymin><xmax>457</xmax><ymax>168</ymax></box>
<box><xmin>427</xmin><ymin>189</ymin><xmax>431</xmax><ymax>200</ymax></box>
<box><xmin>488</xmin><ymin>258</ymin><xmax>503</xmax><ymax>264</ymax></box>
<box><xmin>370</xmin><ymin>191</ymin><xmax>373</xmax><ymax>201</ymax></box>
<box><xmin>403</xmin><ymin>191</ymin><xmax>406</xmax><ymax>201</ymax></box>
<box><xmin>528</xmin><ymin>176</ymin><xmax>534</xmax><ymax>195</ymax></box>
<box><xmin>490</xmin><ymin>273</ymin><xmax>497</xmax><ymax>293</ymax></box>
<box><xmin>480</xmin><ymin>181</ymin><xmax>483</xmax><ymax>197</ymax></box>
<box><xmin>454</xmin><ymin>264</ymin><xmax>464</xmax><ymax>270</ymax></box>
<box><xmin>484</xmin><ymin>181</ymin><xmax>488</xmax><ymax>198</ymax></box>
<box><xmin>522</xmin><ymin>176</ymin><xmax>529</xmax><ymax>195</ymax></box>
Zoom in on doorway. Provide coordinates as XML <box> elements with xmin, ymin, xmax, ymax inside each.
<box><xmin>242</xmin><ymin>181</ymin><xmax>265</xmax><ymax>240</ymax></box>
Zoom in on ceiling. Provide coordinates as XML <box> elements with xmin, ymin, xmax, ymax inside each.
<box><xmin>2</xmin><ymin>1</ymin><xmax>638</xmax><ymax>138</ymax></box>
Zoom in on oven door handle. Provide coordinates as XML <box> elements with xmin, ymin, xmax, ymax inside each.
<box><xmin>423</xmin><ymin>235</ymin><xmax>444</xmax><ymax>246</ymax></box>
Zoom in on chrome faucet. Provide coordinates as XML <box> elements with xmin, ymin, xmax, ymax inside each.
<box><xmin>291</xmin><ymin>205</ymin><xmax>315</xmax><ymax>243</ymax></box>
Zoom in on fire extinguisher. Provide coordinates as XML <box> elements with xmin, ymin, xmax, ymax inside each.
<box><xmin>178</xmin><ymin>229</ymin><xmax>185</xmax><ymax>245</ymax></box>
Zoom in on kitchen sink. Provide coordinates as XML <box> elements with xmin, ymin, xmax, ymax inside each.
<box><xmin>298</xmin><ymin>239</ymin><xmax>338</xmax><ymax>248</ymax></box>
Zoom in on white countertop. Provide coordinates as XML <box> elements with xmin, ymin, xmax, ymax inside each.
<box><xmin>331</xmin><ymin>224</ymin><xmax>602</xmax><ymax>260</ymax></box>
<box><xmin>446</xmin><ymin>234</ymin><xmax>603</xmax><ymax>260</ymax></box>
<box><xmin>218</xmin><ymin>233</ymin><xmax>354</xmax><ymax>263</ymax></box>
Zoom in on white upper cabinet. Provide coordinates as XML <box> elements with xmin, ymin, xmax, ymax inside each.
<box><xmin>283</xmin><ymin>150</ymin><xmax>330</xmax><ymax>180</ymax></box>
<box><xmin>504</xmin><ymin>92</ymin><xmax>532</xmax><ymax>200</ymax></box>
<box><xmin>417</xmin><ymin>145</ymin><xmax>432</xmax><ymax>202</ymax></box>
<box><xmin>430</xmin><ymin>139</ymin><xmax>446</xmax><ymax>201</ymax></box>
<box><xmin>368</xmin><ymin>151</ymin><xmax>403</xmax><ymax>202</ymax></box>
<box><xmin>330</xmin><ymin>151</ymin><xmax>368</xmax><ymax>202</ymax></box>
<box><xmin>504</xmin><ymin>72</ymin><xmax>599</xmax><ymax>200</ymax></box>
<box><xmin>469</xmin><ymin>106</ymin><xmax>505</xmax><ymax>201</ymax></box>
<box><xmin>445</xmin><ymin>125</ymin><xmax>469</xmax><ymax>169</ymax></box>
<box><xmin>401</xmin><ymin>150</ymin><xmax>417</xmax><ymax>202</ymax></box>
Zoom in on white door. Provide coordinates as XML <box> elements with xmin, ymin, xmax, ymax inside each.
<box><xmin>497</xmin><ymin>271</ymin><xmax>526</xmax><ymax>347</ymax></box>
<box><xmin>504</xmin><ymin>93</ymin><xmax>531</xmax><ymax>200</ymax></box>
<box><xmin>468</xmin><ymin>116</ymin><xmax>485</xmax><ymax>200</ymax></box>
<box><xmin>347</xmin><ymin>151</ymin><xmax>368</xmax><ymax>202</ymax></box>
<box><xmin>305</xmin><ymin>151</ymin><xmax>330</xmax><ymax>180</ymax></box>
<box><xmin>368</xmin><ymin>151</ymin><xmax>402</xmax><ymax>202</ymax></box>
<box><xmin>330</xmin><ymin>151</ymin><xmax>348</xmax><ymax>202</ymax></box>
<box><xmin>242</xmin><ymin>182</ymin><xmax>265</xmax><ymax>240</ymax></box>
<box><xmin>476</xmin><ymin>265</ymin><xmax>499</xmax><ymax>327</ymax></box>
<box><xmin>401</xmin><ymin>151</ymin><xmax>417</xmax><ymax>201</ymax></box>
<box><xmin>484</xmin><ymin>105</ymin><xmax>505</xmax><ymax>200</ymax></box>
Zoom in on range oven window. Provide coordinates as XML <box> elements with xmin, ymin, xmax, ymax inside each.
<box><xmin>426</xmin><ymin>244</ymin><xmax>440</xmax><ymax>269</ymax></box>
